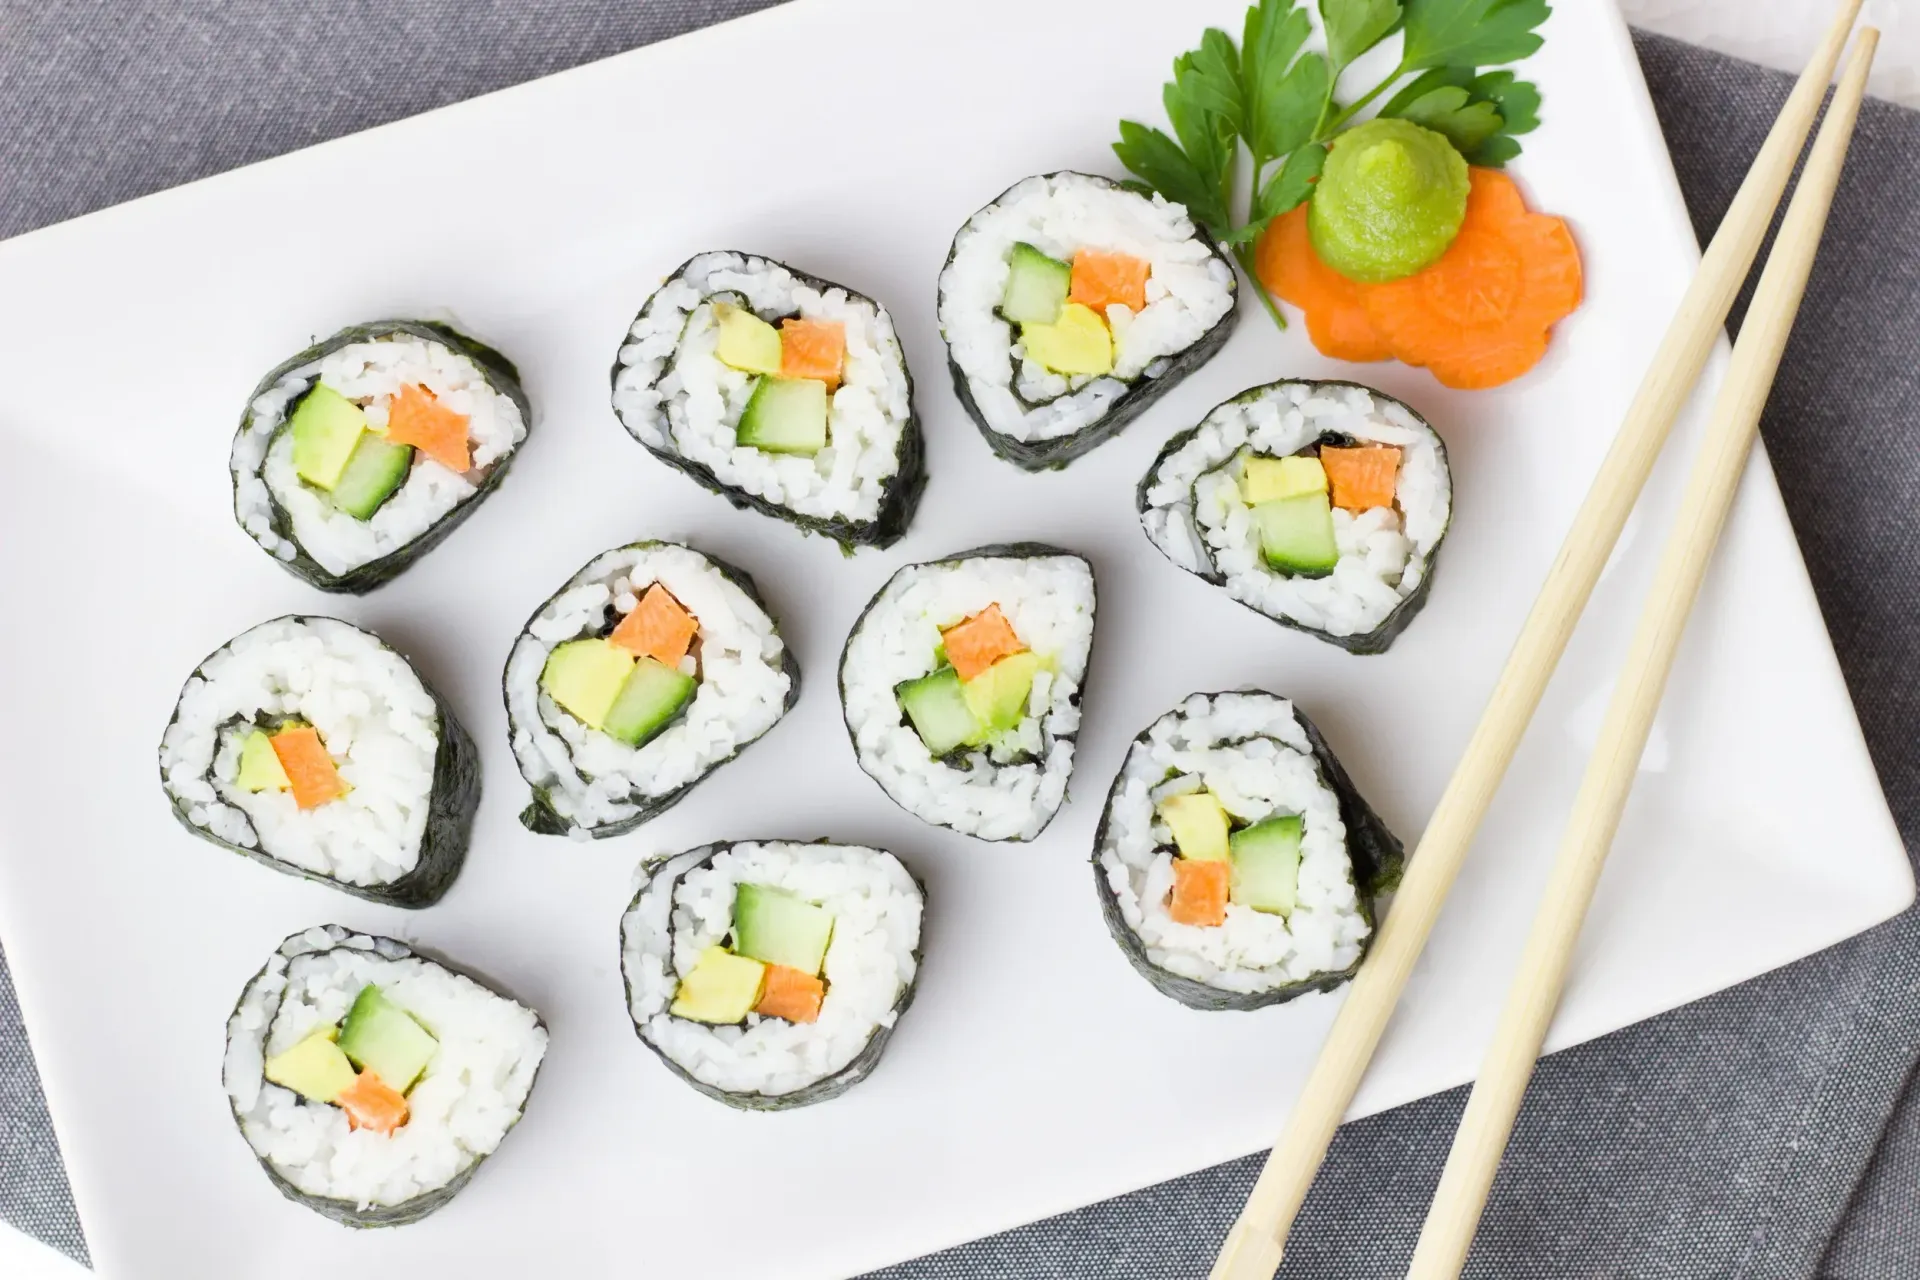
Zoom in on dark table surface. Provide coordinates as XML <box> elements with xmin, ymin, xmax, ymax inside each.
<box><xmin>4</xmin><ymin>5</ymin><xmax>1919</xmax><ymax>1277</ymax></box>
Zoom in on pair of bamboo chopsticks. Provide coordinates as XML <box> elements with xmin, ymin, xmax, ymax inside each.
<box><xmin>1212</xmin><ymin>5</ymin><xmax>1881</xmax><ymax>1279</ymax></box>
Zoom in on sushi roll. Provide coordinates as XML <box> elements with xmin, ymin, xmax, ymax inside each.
<box><xmin>504</xmin><ymin>541</ymin><xmax>799</xmax><ymax>839</ymax></box>
<box><xmin>619</xmin><ymin>840</ymin><xmax>924</xmax><ymax>1110</ymax></box>
<box><xmin>223</xmin><ymin>925</ymin><xmax>547</xmax><ymax>1226</ymax></box>
<box><xmin>231</xmin><ymin>320</ymin><xmax>531</xmax><ymax>593</ymax></box>
<box><xmin>937</xmin><ymin>172</ymin><xmax>1238</xmax><ymax>470</ymax></box>
<box><xmin>158</xmin><ymin>616</ymin><xmax>479</xmax><ymax>908</ymax></box>
<box><xmin>610</xmin><ymin>252</ymin><xmax>924</xmax><ymax>550</ymax></box>
<box><xmin>840</xmin><ymin>544</ymin><xmax>1094</xmax><ymax>841</ymax></box>
<box><xmin>1093</xmin><ymin>692</ymin><xmax>1403</xmax><ymax>1011</ymax></box>
<box><xmin>1138</xmin><ymin>379</ymin><xmax>1452</xmax><ymax>654</ymax></box>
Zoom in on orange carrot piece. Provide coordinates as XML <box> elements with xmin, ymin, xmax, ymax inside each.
<box><xmin>754</xmin><ymin>964</ymin><xmax>826</xmax><ymax>1023</ymax></box>
<box><xmin>1068</xmin><ymin>249</ymin><xmax>1151</xmax><ymax>312</ymax></box>
<box><xmin>337</xmin><ymin>1069</ymin><xmax>409</xmax><ymax>1135</ymax></box>
<box><xmin>385</xmin><ymin>384</ymin><xmax>472</xmax><ymax>473</ymax></box>
<box><xmin>940</xmin><ymin>604</ymin><xmax>1024</xmax><ymax>681</ymax></box>
<box><xmin>1319</xmin><ymin>445</ymin><xmax>1403</xmax><ymax>512</ymax></box>
<box><xmin>1361</xmin><ymin>168</ymin><xmax>1583</xmax><ymax>390</ymax></box>
<box><xmin>609</xmin><ymin>584</ymin><xmax>699</xmax><ymax>667</ymax></box>
<box><xmin>270</xmin><ymin>726</ymin><xmax>345</xmax><ymax>810</ymax></box>
<box><xmin>1168</xmin><ymin>859</ymin><xmax>1229</xmax><ymax>928</ymax></box>
<box><xmin>779</xmin><ymin>318</ymin><xmax>847</xmax><ymax>390</ymax></box>
<box><xmin>1255</xmin><ymin>204</ymin><xmax>1392</xmax><ymax>364</ymax></box>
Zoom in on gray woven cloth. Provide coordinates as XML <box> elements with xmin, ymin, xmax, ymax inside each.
<box><xmin>3</xmin><ymin>5</ymin><xmax>1917</xmax><ymax>1277</ymax></box>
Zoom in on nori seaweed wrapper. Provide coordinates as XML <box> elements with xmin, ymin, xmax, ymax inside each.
<box><xmin>505</xmin><ymin>541</ymin><xmax>801</xmax><ymax>839</ymax></box>
<box><xmin>938</xmin><ymin>172</ymin><xmax>1240</xmax><ymax>471</ymax></box>
<box><xmin>229</xmin><ymin>320</ymin><xmax>533</xmax><ymax>594</ymax></box>
<box><xmin>837</xmin><ymin>542</ymin><xmax>1095</xmax><ymax>842</ymax></box>
<box><xmin>1091</xmin><ymin>691</ymin><xmax>1404</xmax><ymax>1012</ymax></box>
<box><xmin>158</xmin><ymin>615</ymin><xmax>478</xmax><ymax>909</ymax></box>
<box><xmin>619</xmin><ymin>841</ymin><xmax>924</xmax><ymax>1111</ymax></box>
<box><xmin>223</xmin><ymin>926</ymin><xmax>547</xmax><ymax>1227</ymax></box>
<box><xmin>1136</xmin><ymin>379</ymin><xmax>1452</xmax><ymax>655</ymax></box>
<box><xmin>609</xmin><ymin>253</ymin><xmax>925</xmax><ymax>551</ymax></box>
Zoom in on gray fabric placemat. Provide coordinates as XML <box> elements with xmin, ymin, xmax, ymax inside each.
<box><xmin>4</xmin><ymin>5</ymin><xmax>1917</xmax><ymax>1277</ymax></box>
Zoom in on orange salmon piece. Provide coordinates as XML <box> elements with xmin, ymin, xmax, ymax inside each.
<box><xmin>779</xmin><ymin>318</ymin><xmax>847</xmax><ymax>390</ymax></box>
<box><xmin>610</xmin><ymin>584</ymin><xmax>699</xmax><ymax>667</ymax></box>
<box><xmin>940</xmin><ymin>604</ymin><xmax>1024</xmax><ymax>681</ymax></box>
<box><xmin>1319</xmin><ymin>445</ymin><xmax>1403</xmax><ymax>512</ymax></box>
<box><xmin>1069</xmin><ymin>249</ymin><xmax>1151</xmax><ymax>312</ymax></box>
<box><xmin>337</xmin><ymin>1068</ymin><xmax>409</xmax><ymax>1135</ymax></box>
<box><xmin>754</xmin><ymin>964</ymin><xmax>826</xmax><ymax>1023</ymax></box>
<box><xmin>385</xmin><ymin>384</ymin><xmax>472</xmax><ymax>474</ymax></box>
<box><xmin>1168</xmin><ymin>859</ymin><xmax>1229</xmax><ymax>927</ymax></box>
<box><xmin>270</xmin><ymin>725</ymin><xmax>346</xmax><ymax>810</ymax></box>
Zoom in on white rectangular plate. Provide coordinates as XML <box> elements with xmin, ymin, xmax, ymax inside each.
<box><xmin>0</xmin><ymin>1</ymin><xmax>1908</xmax><ymax>1277</ymax></box>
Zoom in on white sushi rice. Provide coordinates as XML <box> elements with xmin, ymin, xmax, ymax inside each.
<box><xmin>939</xmin><ymin>172</ymin><xmax>1236</xmax><ymax>444</ymax></box>
<box><xmin>158</xmin><ymin>617</ymin><xmax>439</xmax><ymax>887</ymax></box>
<box><xmin>621</xmin><ymin>841</ymin><xmax>922</xmax><ymax>1101</ymax></box>
<box><xmin>1098</xmin><ymin>692</ymin><xmax>1372</xmax><ymax>995</ymax></box>
<box><xmin>612</xmin><ymin>252</ymin><xmax>914</xmax><ymax>524</ymax></box>
<box><xmin>232</xmin><ymin>331</ymin><xmax>528</xmax><ymax>576</ymax></box>
<box><xmin>1141</xmin><ymin>381</ymin><xmax>1452</xmax><ymax>640</ymax></box>
<box><xmin>841</xmin><ymin>549</ymin><xmax>1094</xmax><ymax>841</ymax></box>
<box><xmin>505</xmin><ymin>543</ymin><xmax>793</xmax><ymax>837</ymax></box>
<box><xmin>223</xmin><ymin>926</ymin><xmax>546</xmax><ymax>1214</ymax></box>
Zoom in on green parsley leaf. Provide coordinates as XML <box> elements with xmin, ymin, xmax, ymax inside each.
<box><xmin>1400</xmin><ymin>0</ymin><xmax>1551</xmax><ymax>72</ymax></box>
<box><xmin>1320</xmin><ymin>0</ymin><xmax>1403</xmax><ymax>74</ymax></box>
<box><xmin>1163</xmin><ymin>76</ymin><xmax>1237</xmax><ymax>218</ymax></box>
<box><xmin>1395</xmin><ymin>86</ymin><xmax>1504</xmax><ymax>152</ymax></box>
<box><xmin>1255</xmin><ymin>141</ymin><xmax>1329</xmax><ymax>222</ymax></box>
<box><xmin>1240</xmin><ymin>0</ymin><xmax>1315</xmax><ymax>164</ymax></box>
<box><xmin>1182</xmin><ymin>28</ymin><xmax>1248</xmax><ymax>138</ymax></box>
<box><xmin>1475</xmin><ymin>71</ymin><xmax>1541</xmax><ymax>134</ymax></box>
<box><xmin>1380</xmin><ymin>66</ymin><xmax>1542</xmax><ymax>165</ymax></box>
<box><xmin>1113</xmin><ymin>120</ymin><xmax>1233</xmax><ymax>236</ymax></box>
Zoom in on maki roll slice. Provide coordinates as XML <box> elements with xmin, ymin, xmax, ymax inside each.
<box><xmin>938</xmin><ymin>172</ymin><xmax>1238</xmax><ymax>470</ymax></box>
<box><xmin>1139</xmin><ymin>379</ymin><xmax>1452</xmax><ymax>654</ymax></box>
<box><xmin>231</xmin><ymin>320</ymin><xmax>531</xmax><ymax>593</ymax></box>
<box><xmin>223</xmin><ymin>925</ymin><xmax>548</xmax><ymax>1226</ymax></box>
<box><xmin>158</xmin><ymin>616</ymin><xmax>479</xmax><ymax>907</ymax></box>
<box><xmin>504</xmin><ymin>541</ymin><xmax>799</xmax><ymax>838</ymax></box>
<box><xmin>619</xmin><ymin>840</ymin><xmax>924</xmax><ymax>1110</ymax></box>
<box><xmin>610</xmin><ymin>252</ymin><xmax>924</xmax><ymax>550</ymax></box>
<box><xmin>840</xmin><ymin>544</ymin><xmax>1094</xmax><ymax>841</ymax></box>
<box><xmin>1093</xmin><ymin>692</ymin><xmax>1403</xmax><ymax>1011</ymax></box>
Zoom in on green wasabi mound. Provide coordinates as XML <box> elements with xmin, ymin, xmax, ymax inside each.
<box><xmin>1308</xmin><ymin>119</ymin><xmax>1470</xmax><ymax>284</ymax></box>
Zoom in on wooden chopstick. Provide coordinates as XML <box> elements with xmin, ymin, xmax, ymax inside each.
<box><xmin>1208</xmin><ymin>4</ymin><xmax>1866</xmax><ymax>1277</ymax></box>
<box><xmin>1402</xmin><ymin>27</ymin><xmax>1881</xmax><ymax>1280</ymax></box>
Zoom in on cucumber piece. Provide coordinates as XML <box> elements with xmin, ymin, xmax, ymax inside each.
<box><xmin>236</xmin><ymin>729</ymin><xmax>290</xmax><ymax>792</ymax></box>
<box><xmin>1252</xmin><ymin>493</ymin><xmax>1339</xmax><ymax>577</ymax></box>
<box><xmin>336</xmin><ymin>985</ymin><xmax>439</xmax><ymax>1093</ymax></box>
<box><xmin>737</xmin><ymin>376</ymin><xmax>828</xmax><ymax>455</ymax></box>
<box><xmin>1229</xmin><ymin>815</ymin><xmax>1303</xmax><ymax>915</ymax></box>
<box><xmin>896</xmin><ymin>666</ymin><xmax>983</xmax><ymax>756</ymax></box>
<box><xmin>1000</xmin><ymin>242</ymin><xmax>1071</xmax><ymax>325</ymax></box>
<box><xmin>733</xmin><ymin>884</ymin><xmax>835</xmax><ymax>976</ymax></box>
<box><xmin>289</xmin><ymin>383</ymin><xmax>368</xmax><ymax>490</ymax></box>
<box><xmin>331</xmin><ymin>433</ymin><xmax>414</xmax><ymax>520</ymax></box>
<box><xmin>602</xmin><ymin>656</ymin><xmax>696</xmax><ymax>747</ymax></box>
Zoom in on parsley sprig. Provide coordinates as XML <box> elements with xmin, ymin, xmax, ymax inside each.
<box><xmin>1114</xmin><ymin>0</ymin><xmax>1551</xmax><ymax>329</ymax></box>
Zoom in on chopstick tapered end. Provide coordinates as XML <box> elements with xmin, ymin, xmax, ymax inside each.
<box><xmin>1211</xmin><ymin>1220</ymin><xmax>1286</xmax><ymax>1280</ymax></box>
